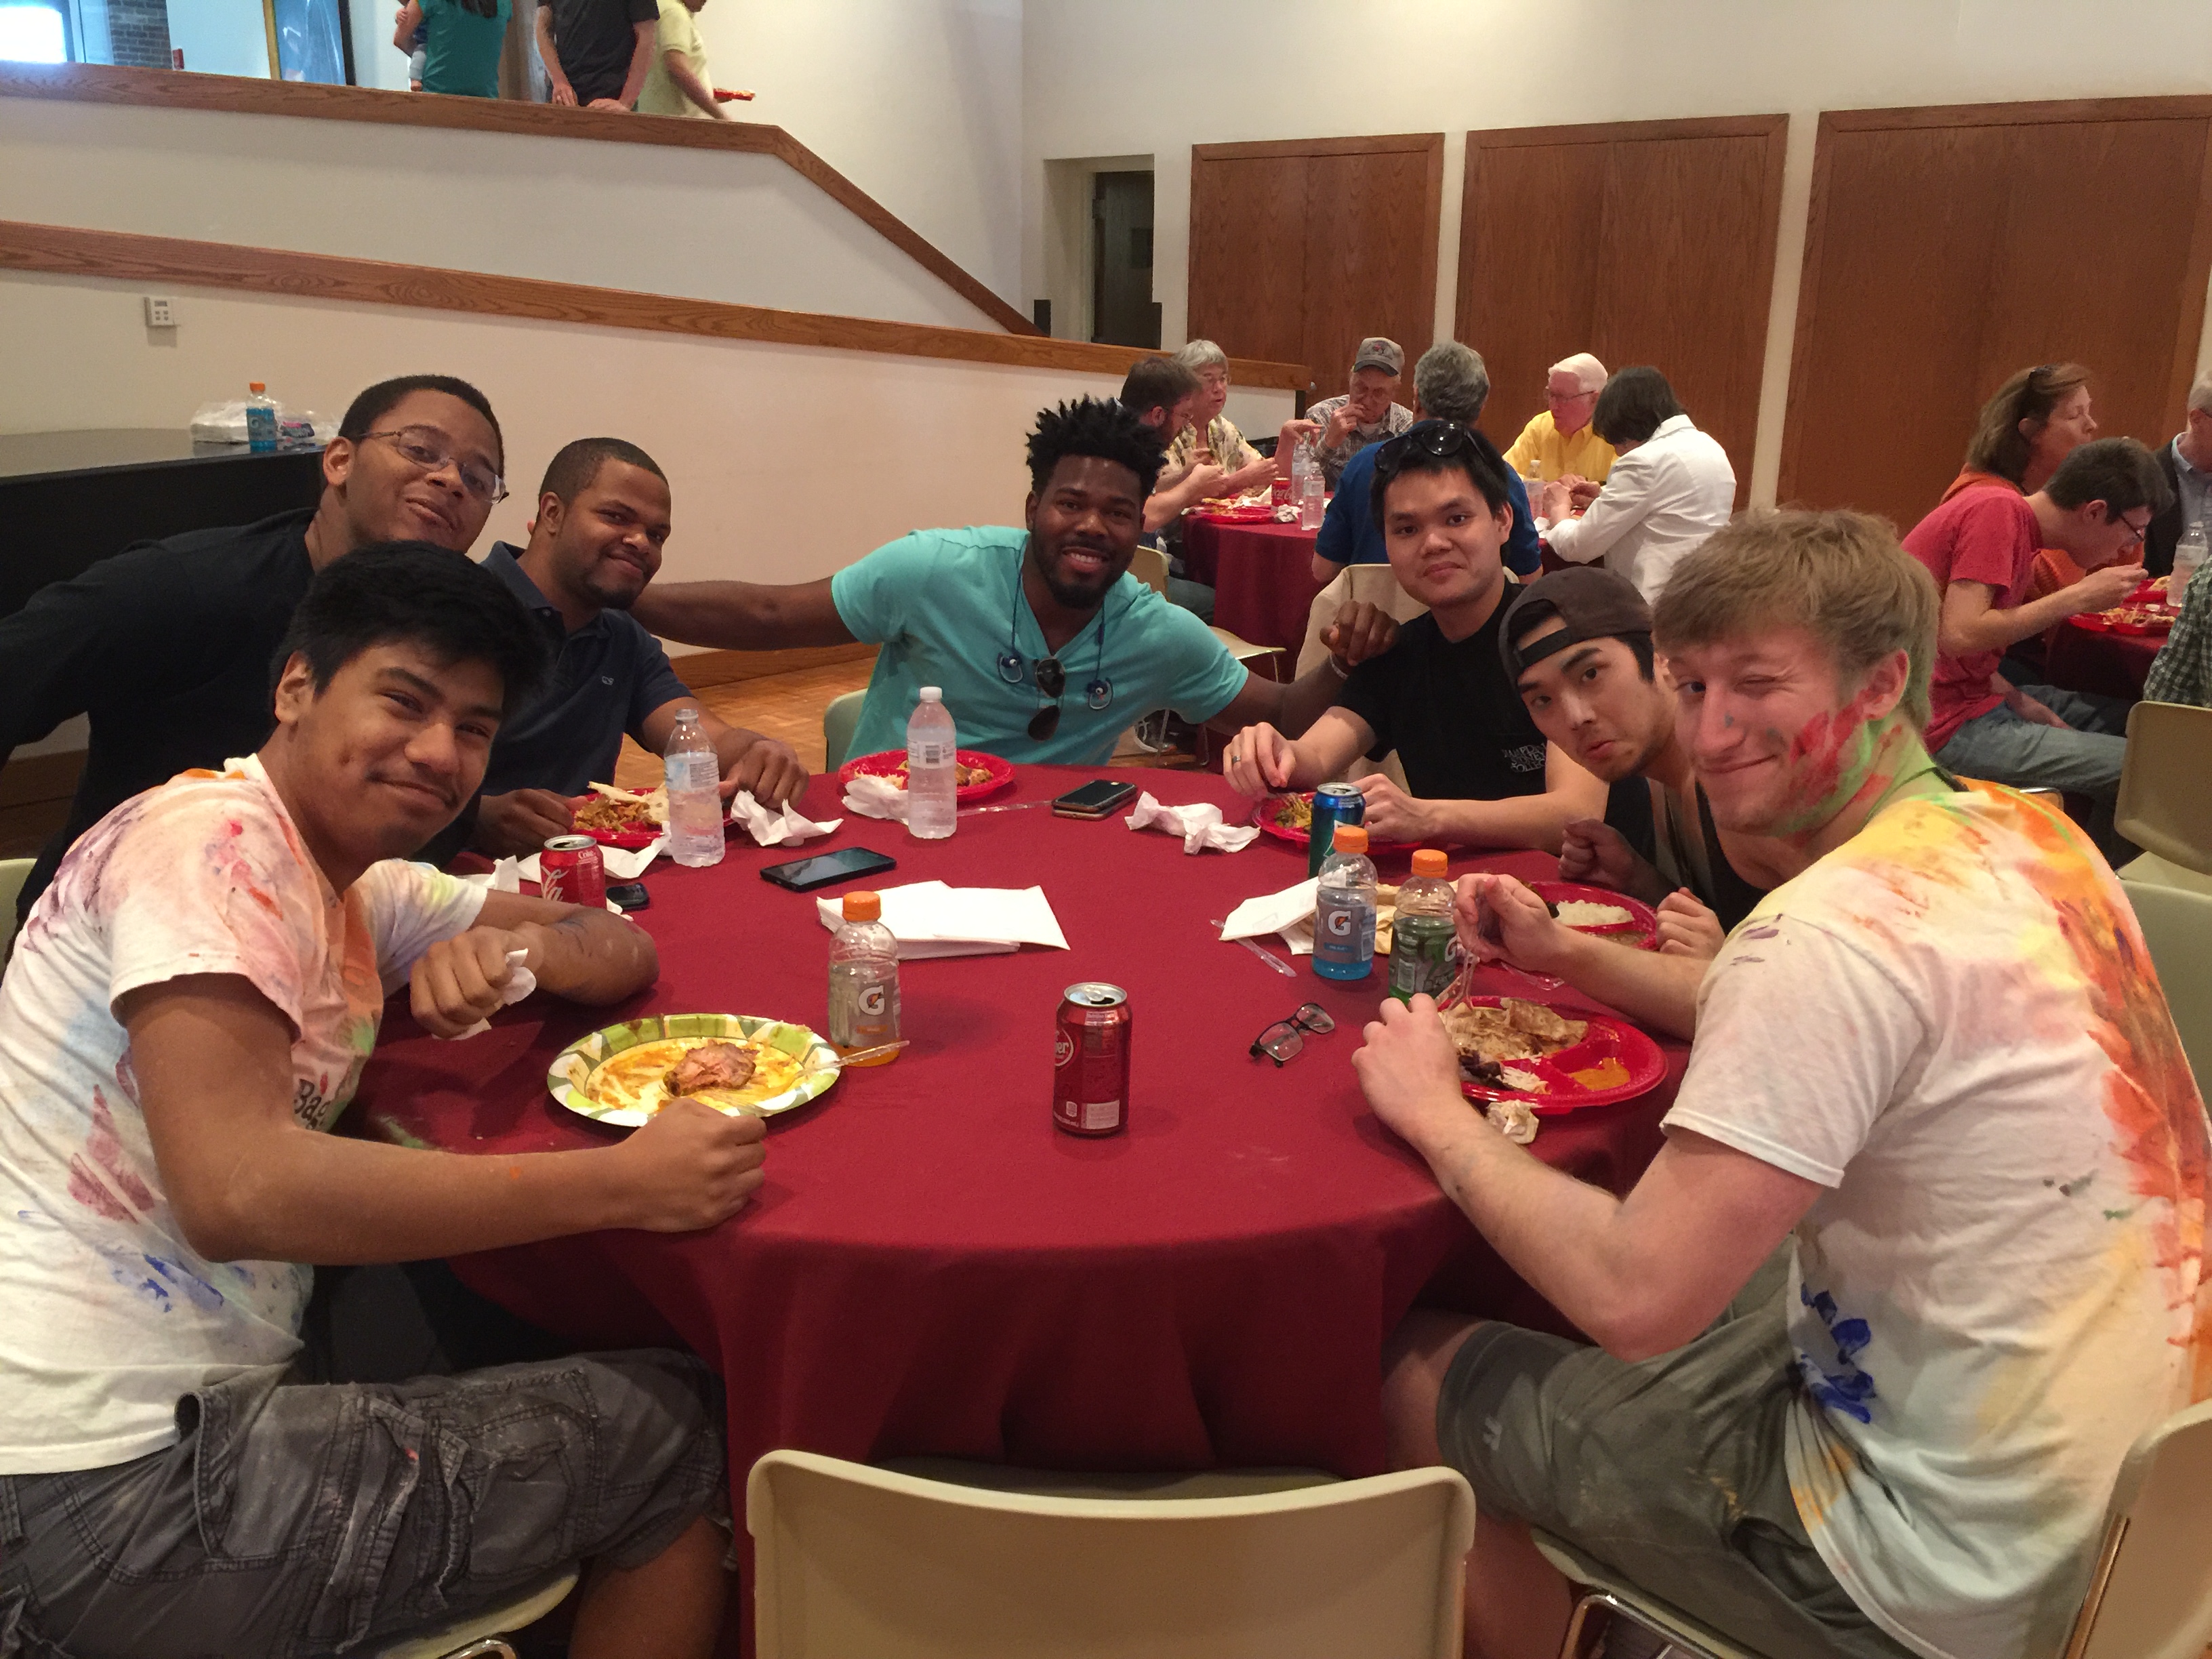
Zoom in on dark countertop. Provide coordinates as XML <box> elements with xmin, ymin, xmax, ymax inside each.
<box><xmin>0</xmin><ymin>428</ymin><xmax>324</xmax><ymax>484</ymax></box>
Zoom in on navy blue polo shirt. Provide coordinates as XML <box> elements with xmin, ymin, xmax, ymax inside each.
<box><xmin>1313</xmin><ymin>442</ymin><xmax>1542</xmax><ymax>577</ymax></box>
<box><xmin>478</xmin><ymin>544</ymin><xmax>691</xmax><ymax>797</ymax></box>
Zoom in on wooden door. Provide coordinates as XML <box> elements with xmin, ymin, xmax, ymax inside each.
<box><xmin>1458</xmin><ymin>116</ymin><xmax>1788</xmax><ymax>507</ymax></box>
<box><xmin>1780</xmin><ymin>99</ymin><xmax>2212</xmax><ymax>529</ymax></box>
<box><xmin>1188</xmin><ymin>135</ymin><xmax>1444</xmax><ymax>397</ymax></box>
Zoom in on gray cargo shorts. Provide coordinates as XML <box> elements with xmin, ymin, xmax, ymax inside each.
<box><xmin>0</xmin><ymin>1349</ymin><xmax>725</xmax><ymax>1659</ymax></box>
<box><xmin>1436</xmin><ymin>1252</ymin><xmax>1914</xmax><ymax>1659</ymax></box>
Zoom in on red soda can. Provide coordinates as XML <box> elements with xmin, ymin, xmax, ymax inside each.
<box><xmin>1271</xmin><ymin>470</ymin><xmax>1291</xmax><ymax>508</ymax></box>
<box><xmin>540</xmin><ymin>834</ymin><xmax>606</xmax><ymax>908</ymax></box>
<box><xmin>1053</xmin><ymin>983</ymin><xmax>1131</xmax><ymax>1136</ymax></box>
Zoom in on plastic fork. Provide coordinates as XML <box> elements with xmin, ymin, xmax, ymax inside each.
<box><xmin>1208</xmin><ymin>919</ymin><xmax>1298</xmax><ymax>978</ymax></box>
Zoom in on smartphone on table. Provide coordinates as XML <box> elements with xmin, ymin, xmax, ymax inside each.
<box><xmin>760</xmin><ymin>847</ymin><xmax>898</xmax><ymax>893</ymax></box>
<box><xmin>1051</xmin><ymin>779</ymin><xmax>1139</xmax><ymax>819</ymax></box>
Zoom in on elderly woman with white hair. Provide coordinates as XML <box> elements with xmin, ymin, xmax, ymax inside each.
<box><xmin>1160</xmin><ymin>340</ymin><xmax>1279</xmax><ymax>499</ymax></box>
<box><xmin>1502</xmin><ymin>352</ymin><xmax>1618</xmax><ymax>489</ymax></box>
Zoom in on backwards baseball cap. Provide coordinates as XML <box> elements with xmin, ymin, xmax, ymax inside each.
<box><xmin>1353</xmin><ymin>337</ymin><xmax>1404</xmax><ymax>376</ymax></box>
<box><xmin>1499</xmin><ymin>566</ymin><xmax>1654</xmax><ymax>682</ymax></box>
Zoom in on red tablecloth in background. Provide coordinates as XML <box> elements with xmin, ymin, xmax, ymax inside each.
<box><xmin>355</xmin><ymin>766</ymin><xmax>1681</xmax><ymax>1641</ymax></box>
<box><xmin>2045</xmin><ymin>619</ymin><xmax>2161</xmax><ymax>701</ymax></box>
<box><xmin>1180</xmin><ymin>516</ymin><xmax>1329</xmax><ymax>658</ymax></box>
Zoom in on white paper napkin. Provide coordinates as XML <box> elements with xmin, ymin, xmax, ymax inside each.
<box><xmin>437</xmin><ymin>948</ymin><xmax>535</xmax><ymax>1040</ymax></box>
<box><xmin>1220</xmin><ymin>878</ymin><xmax>1319</xmax><ymax>945</ymax></box>
<box><xmin>1124</xmin><ymin>790</ymin><xmax>1259</xmax><ymax>854</ymax></box>
<box><xmin>729</xmin><ymin>790</ymin><xmax>841</xmax><ymax>846</ymax></box>
<box><xmin>813</xmin><ymin>880</ymin><xmax>1069</xmax><ymax>958</ymax></box>
<box><xmin>842</xmin><ymin>774</ymin><xmax>909</xmax><ymax>821</ymax></box>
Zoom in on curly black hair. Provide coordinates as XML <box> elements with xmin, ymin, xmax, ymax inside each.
<box><xmin>1024</xmin><ymin>396</ymin><xmax>1168</xmax><ymax>500</ymax></box>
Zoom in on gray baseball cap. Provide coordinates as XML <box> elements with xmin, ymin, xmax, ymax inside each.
<box><xmin>1353</xmin><ymin>337</ymin><xmax>1404</xmax><ymax>376</ymax></box>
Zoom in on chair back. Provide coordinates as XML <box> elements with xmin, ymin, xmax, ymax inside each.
<box><xmin>746</xmin><ymin>1451</ymin><xmax>1474</xmax><ymax>1659</ymax></box>
<box><xmin>2118</xmin><ymin>703</ymin><xmax>2212</xmax><ymax>876</ymax></box>
<box><xmin>2118</xmin><ymin>878</ymin><xmax>2212</xmax><ymax>1086</ymax></box>
<box><xmin>1129</xmin><ymin>544</ymin><xmax>1172</xmax><ymax>596</ymax></box>
<box><xmin>823</xmin><ymin>691</ymin><xmax>867</xmax><ymax>770</ymax></box>
<box><xmin>2063</xmin><ymin>1398</ymin><xmax>2212</xmax><ymax>1659</ymax></box>
<box><xmin>0</xmin><ymin>857</ymin><xmax>30</xmax><ymax>959</ymax></box>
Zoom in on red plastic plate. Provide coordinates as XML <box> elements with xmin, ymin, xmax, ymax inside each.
<box><xmin>566</xmin><ymin>797</ymin><xmax>662</xmax><ymax>850</ymax></box>
<box><xmin>1446</xmin><ymin>994</ymin><xmax>1666</xmax><ymax>1114</ymax></box>
<box><xmin>1525</xmin><ymin>881</ymin><xmax>1660</xmax><ymax>951</ymax></box>
<box><xmin>838</xmin><ymin>749</ymin><xmax>1015</xmax><ymax>802</ymax></box>
<box><xmin>1248</xmin><ymin>792</ymin><xmax>1425</xmax><ymax>854</ymax></box>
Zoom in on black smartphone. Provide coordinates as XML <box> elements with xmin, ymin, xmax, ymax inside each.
<box><xmin>1051</xmin><ymin>779</ymin><xmax>1139</xmax><ymax>819</ymax></box>
<box><xmin>606</xmin><ymin>881</ymin><xmax>651</xmax><ymax>913</ymax></box>
<box><xmin>760</xmin><ymin>847</ymin><xmax>898</xmax><ymax>893</ymax></box>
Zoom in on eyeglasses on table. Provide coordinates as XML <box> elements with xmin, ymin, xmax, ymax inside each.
<box><xmin>1250</xmin><ymin>1002</ymin><xmax>1337</xmax><ymax>1066</ymax></box>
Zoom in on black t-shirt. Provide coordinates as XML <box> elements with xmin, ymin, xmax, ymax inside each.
<box><xmin>548</xmin><ymin>0</ymin><xmax>657</xmax><ymax>103</ymax></box>
<box><xmin>1334</xmin><ymin>605</ymin><xmax>1551</xmax><ymax>802</ymax></box>
<box><xmin>3</xmin><ymin>510</ymin><xmax>317</xmax><ymax>922</ymax></box>
<box><xmin>1603</xmin><ymin>775</ymin><xmax>1769</xmax><ymax>930</ymax></box>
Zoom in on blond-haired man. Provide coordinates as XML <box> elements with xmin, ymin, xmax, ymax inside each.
<box><xmin>1500</xmin><ymin>352</ymin><xmax>1616</xmax><ymax>487</ymax></box>
<box><xmin>1361</xmin><ymin>510</ymin><xmax>2209</xmax><ymax>1659</ymax></box>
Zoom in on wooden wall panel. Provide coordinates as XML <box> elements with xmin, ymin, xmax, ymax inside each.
<box><xmin>1781</xmin><ymin>99</ymin><xmax>2212</xmax><ymax>529</ymax></box>
<box><xmin>1458</xmin><ymin>117</ymin><xmax>1787</xmax><ymax>508</ymax></box>
<box><xmin>1189</xmin><ymin>134</ymin><xmax>1443</xmax><ymax>397</ymax></box>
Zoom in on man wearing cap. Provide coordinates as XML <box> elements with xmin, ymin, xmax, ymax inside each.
<box><xmin>1502</xmin><ymin>353</ymin><xmax>1617</xmax><ymax>487</ymax></box>
<box><xmin>1284</xmin><ymin>337</ymin><xmax>1417</xmax><ymax>490</ymax></box>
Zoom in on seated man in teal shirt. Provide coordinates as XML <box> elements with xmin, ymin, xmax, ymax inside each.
<box><xmin>632</xmin><ymin>398</ymin><xmax>1396</xmax><ymax>763</ymax></box>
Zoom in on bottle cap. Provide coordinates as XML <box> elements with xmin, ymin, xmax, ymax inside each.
<box><xmin>1332</xmin><ymin>825</ymin><xmax>1368</xmax><ymax>853</ymax></box>
<box><xmin>1411</xmin><ymin>848</ymin><xmax>1447</xmax><ymax>877</ymax></box>
<box><xmin>842</xmin><ymin>890</ymin><xmax>880</xmax><ymax>922</ymax></box>
<box><xmin>919</xmin><ymin>687</ymin><xmax>943</xmax><ymax>703</ymax></box>
<box><xmin>249</xmin><ymin>382</ymin><xmax>266</xmax><ymax>394</ymax></box>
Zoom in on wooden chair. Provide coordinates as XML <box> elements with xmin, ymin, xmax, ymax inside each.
<box><xmin>1530</xmin><ymin>1395</ymin><xmax>2212</xmax><ymax>1659</ymax></box>
<box><xmin>370</xmin><ymin>1568</ymin><xmax>579</xmax><ymax>1659</ymax></box>
<box><xmin>746</xmin><ymin>1450</ymin><xmax>1474</xmax><ymax>1658</ymax></box>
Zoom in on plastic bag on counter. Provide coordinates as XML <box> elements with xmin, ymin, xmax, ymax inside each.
<box><xmin>190</xmin><ymin>398</ymin><xmax>336</xmax><ymax>447</ymax></box>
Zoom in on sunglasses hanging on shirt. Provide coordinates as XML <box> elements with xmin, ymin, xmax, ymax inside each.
<box><xmin>998</xmin><ymin>560</ymin><xmax>1113</xmax><ymax>740</ymax></box>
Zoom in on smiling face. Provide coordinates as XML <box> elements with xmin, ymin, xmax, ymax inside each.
<box><xmin>1024</xmin><ymin>453</ymin><xmax>1144</xmax><ymax>609</ymax></box>
<box><xmin>1195</xmin><ymin>364</ymin><xmax>1231</xmax><ymax>425</ymax></box>
<box><xmin>539</xmin><ymin>458</ymin><xmax>673</xmax><ymax>613</ymax></box>
<box><xmin>1546</xmin><ymin>369</ymin><xmax>1599</xmax><ymax>438</ymax></box>
<box><xmin>1379</xmin><ymin>464</ymin><xmax>1511</xmax><ymax>619</ymax></box>
<box><xmin>325</xmin><ymin>390</ymin><xmax>502</xmax><ymax>554</ymax></box>
<box><xmin>1512</xmin><ymin>621</ymin><xmax>1673</xmax><ymax>782</ymax></box>
<box><xmin>2024</xmin><ymin>386</ymin><xmax>2097</xmax><ymax>477</ymax></box>
<box><xmin>269</xmin><ymin>638</ymin><xmax>505</xmax><ymax>872</ymax></box>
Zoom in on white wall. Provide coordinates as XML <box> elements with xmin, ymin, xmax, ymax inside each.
<box><xmin>166</xmin><ymin>0</ymin><xmax>268</xmax><ymax>78</ymax></box>
<box><xmin>349</xmin><ymin>0</ymin><xmax>413</xmax><ymax>91</ymax></box>
<box><xmin>1022</xmin><ymin>0</ymin><xmax>2212</xmax><ymax>502</ymax></box>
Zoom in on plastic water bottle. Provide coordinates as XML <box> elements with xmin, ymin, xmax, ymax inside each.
<box><xmin>1387</xmin><ymin>848</ymin><xmax>1457</xmax><ymax>1004</ymax></box>
<box><xmin>663</xmin><ymin>703</ymin><xmax>724</xmax><ymax>867</ymax></box>
<box><xmin>245</xmin><ymin>382</ymin><xmax>278</xmax><ymax>453</ymax></box>
<box><xmin>905</xmin><ymin>686</ymin><xmax>958</xmax><ymax>840</ymax></box>
<box><xmin>1297</xmin><ymin>433</ymin><xmax>1325</xmax><ymax>530</ymax></box>
<box><xmin>827</xmin><ymin>890</ymin><xmax>901</xmax><ymax>1064</ymax></box>
<box><xmin>2172</xmin><ymin>519</ymin><xmax>2208</xmax><ymax>596</ymax></box>
<box><xmin>1313</xmin><ymin>823</ymin><xmax>1377</xmax><ymax>981</ymax></box>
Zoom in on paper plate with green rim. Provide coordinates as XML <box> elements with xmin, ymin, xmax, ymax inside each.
<box><xmin>547</xmin><ymin>1012</ymin><xmax>841</xmax><ymax>1127</ymax></box>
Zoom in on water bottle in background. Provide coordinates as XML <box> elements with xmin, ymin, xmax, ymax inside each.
<box><xmin>906</xmin><ymin>687</ymin><xmax>958</xmax><ymax>840</ymax></box>
<box><xmin>1387</xmin><ymin>848</ymin><xmax>1457</xmax><ymax>1004</ymax></box>
<box><xmin>2171</xmin><ymin>518</ymin><xmax>2208</xmax><ymax>596</ymax></box>
<box><xmin>827</xmin><ymin>890</ymin><xmax>901</xmax><ymax>1064</ymax></box>
<box><xmin>663</xmin><ymin>704</ymin><xmax>725</xmax><ymax>867</ymax></box>
<box><xmin>244</xmin><ymin>382</ymin><xmax>278</xmax><ymax>453</ymax></box>
<box><xmin>1312</xmin><ymin>823</ymin><xmax>1377</xmax><ymax>982</ymax></box>
<box><xmin>1298</xmin><ymin>434</ymin><xmax>1325</xmax><ymax>531</ymax></box>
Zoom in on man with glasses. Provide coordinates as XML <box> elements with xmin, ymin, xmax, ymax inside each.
<box><xmin>1901</xmin><ymin>436</ymin><xmax>2164</xmax><ymax>835</ymax></box>
<box><xmin>1</xmin><ymin>374</ymin><xmax>506</xmax><ymax>926</ymax></box>
<box><xmin>466</xmin><ymin>437</ymin><xmax>807</xmax><ymax>855</ymax></box>
<box><xmin>1223</xmin><ymin>422</ymin><xmax>1606</xmax><ymax>851</ymax></box>
<box><xmin>1501</xmin><ymin>352</ymin><xmax>1616</xmax><ymax>489</ymax></box>
<box><xmin>630</xmin><ymin>398</ymin><xmax>1397</xmax><ymax>765</ymax></box>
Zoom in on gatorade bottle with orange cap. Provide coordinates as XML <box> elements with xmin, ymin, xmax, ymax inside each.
<box><xmin>1389</xmin><ymin>848</ymin><xmax>1456</xmax><ymax>1003</ymax></box>
<box><xmin>1313</xmin><ymin>823</ymin><xmax>1377</xmax><ymax>981</ymax></box>
<box><xmin>827</xmin><ymin>890</ymin><xmax>901</xmax><ymax>1063</ymax></box>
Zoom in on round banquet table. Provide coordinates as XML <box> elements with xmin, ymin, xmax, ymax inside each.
<box><xmin>2045</xmin><ymin>617</ymin><xmax>2162</xmax><ymax>700</ymax></box>
<box><xmin>1179</xmin><ymin>513</ymin><xmax>1329</xmax><ymax>659</ymax></box>
<box><xmin>354</xmin><ymin>766</ymin><xmax>1683</xmax><ymax>1637</ymax></box>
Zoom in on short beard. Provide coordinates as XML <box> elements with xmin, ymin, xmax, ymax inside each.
<box><xmin>1028</xmin><ymin>538</ymin><xmax>1113</xmax><ymax>612</ymax></box>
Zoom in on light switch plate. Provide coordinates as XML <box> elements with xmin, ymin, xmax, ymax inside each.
<box><xmin>143</xmin><ymin>296</ymin><xmax>177</xmax><ymax>328</ymax></box>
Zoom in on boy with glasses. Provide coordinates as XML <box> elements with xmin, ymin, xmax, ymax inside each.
<box><xmin>0</xmin><ymin>374</ymin><xmax>506</xmax><ymax>927</ymax></box>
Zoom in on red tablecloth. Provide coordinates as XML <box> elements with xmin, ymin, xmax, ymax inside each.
<box><xmin>2046</xmin><ymin>619</ymin><xmax>2161</xmax><ymax>701</ymax></box>
<box><xmin>1180</xmin><ymin>515</ymin><xmax>1329</xmax><ymax>659</ymax></box>
<box><xmin>354</xmin><ymin>766</ymin><xmax>1681</xmax><ymax>1634</ymax></box>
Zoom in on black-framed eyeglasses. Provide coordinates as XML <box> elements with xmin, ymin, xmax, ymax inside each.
<box><xmin>1029</xmin><ymin>656</ymin><xmax>1067</xmax><ymax>740</ymax></box>
<box><xmin>1250</xmin><ymin>1002</ymin><xmax>1336</xmax><ymax>1066</ymax></box>
<box><xmin>359</xmin><ymin>426</ymin><xmax>507</xmax><ymax>504</ymax></box>
<box><xmin>2115</xmin><ymin>509</ymin><xmax>2152</xmax><ymax>546</ymax></box>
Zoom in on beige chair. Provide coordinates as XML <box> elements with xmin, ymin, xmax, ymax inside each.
<box><xmin>371</xmin><ymin>1568</ymin><xmax>579</xmax><ymax>1659</ymax></box>
<box><xmin>2117</xmin><ymin>701</ymin><xmax>2212</xmax><ymax>891</ymax></box>
<box><xmin>2121</xmin><ymin>878</ymin><xmax>2212</xmax><ymax>1084</ymax></box>
<box><xmin>746</xmin><ymin>1450</ymin><xmax>1474</xmax><ymax>1659</ymax></box>
<box><xmin>1129</xmin><ymin>543</ymin><xmax>1282</xmax><ymax>667</ymax></box>
<box><xmin>0</xmin><ymin>857</ymin><xmax>30</xmax><ymax>959</ymax></box>
<box><xmin>1532</xmin><ymin>1395</ymin><xmax>2212</xmax><ymax>1659</ymax></box>
<box><xmin>823</xmin><ymin>689</ymin><xmax>867</xmax><ymax>769</ymax></box>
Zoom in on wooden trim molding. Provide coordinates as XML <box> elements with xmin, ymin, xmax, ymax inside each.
<box><xmin>1192</xmin><ymin>132</ymin><xmax>1446</xmax><ymax>163</ymax></box>
<box><xmin>0</xmin><ymin>61</ymin><xmax>1039</xmax><ymax>337</ymax></box>
<box><xmin>671</xmin><ymin>644</ymin><xmax>877</xmax><ymax>691</ymax></box>
<box><xmin>1466</xmin><ymin>113</ymin><xmax>1788</xmax><ymax>152</ymax></box>
<box><xmin>1820</xmin><ymin>94</ymin><xmax>2212</xmax><ymax>131</ymax></box>
<box><xmin>0</xmin><ymin>219</ymin><xmax>1311</xmax><ymax>389</ymax></box>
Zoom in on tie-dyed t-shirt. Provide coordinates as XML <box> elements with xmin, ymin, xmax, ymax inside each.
<box><xmin>0</xmin><ymin>755</ymin><xmax>484</xmax><ymax>1474</ymax></box>
<box><xmin>1665</xmin><ymin>782</ymin><xmax>2209</xmax><ymax>1659</ymax></box>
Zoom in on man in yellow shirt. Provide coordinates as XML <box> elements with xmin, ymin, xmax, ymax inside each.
<box><xmin>637</xmin><ymin>0</ymin><xmax>751</xmax><ymax>119</ymax></box>
<box><xmin>1502</xmin><ymin>352</ymin><xmax>1616</xmax><ymax>485</ymax></box>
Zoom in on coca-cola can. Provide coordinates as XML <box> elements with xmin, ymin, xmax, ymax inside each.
<box><xmin>540</xmin><ymin>835</ymin><xmax>606</xmax><ymax>908</ymax></box>
<box><xmin>1053</xmin><ymin>982</ymin><xmax>1131</xmax><ymax>1136</ymax></box>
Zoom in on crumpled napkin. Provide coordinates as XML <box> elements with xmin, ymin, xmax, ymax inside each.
<box><xmin>437</xmin><ymin>948</ymin><xmax>535</xmax><ymax>1040</ymax></box>
<box><xmin>842</xmin><ymin>773</ymin><xmax>909</xmax><ymax>822</ymax></box>
<box><xmin>1125</xmin><ymin>791</ymin><xmax>1258</xmax><ymax>854</ymax></box>
<box><xmin>729</xmin><ymin>790</ymin><xmax>841</xmax><ymax>846</ymax></box>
